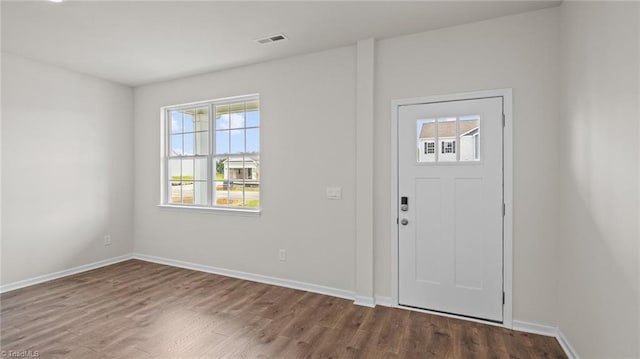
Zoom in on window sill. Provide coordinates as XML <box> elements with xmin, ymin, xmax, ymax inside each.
<box><xmin>157</xmin><ymin>204</ymin><xmax>261</xmax><ymax>216</ymax></box>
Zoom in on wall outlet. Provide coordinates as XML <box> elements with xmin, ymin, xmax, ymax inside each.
<box><xmin>278</xmin><ymin>249</ymin><xmax>286</xmax><ymax>262</ymax></box>
<box><xmin>103</xmin><ymin>235</ymin><xmax>112</xmax><ymax>246</ymax></box>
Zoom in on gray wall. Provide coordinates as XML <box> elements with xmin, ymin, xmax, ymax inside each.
<box><xmin>1</xmin><ymin>53</ymin><xmax>134</xmax><ymax>284</ymax></box>
<box><xmin>133</xmin><ymin>46</ymin><xmax>357</xmax><ymax>292</ymax></box>
<box><xmin>559</xmin><ymin>2</ymin><xmax>640</xmax><ymax>357</ymax></box>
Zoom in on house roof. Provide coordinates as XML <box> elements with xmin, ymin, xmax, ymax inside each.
<box><xmin>419</xmin><ymin>119</ymin><xmax>479</xmax><ymax>139</ymax></box>
<box><xmin>223</xmin><ymin>156</ymin><xmax>260</xmax><ymax>164</ymax></box>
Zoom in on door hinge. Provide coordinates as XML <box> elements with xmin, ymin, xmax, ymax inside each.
<box><xmin>396</xmin><ymin>217</ymin><xmax>399</xmax><ymax>224</ymax></box>
<box><xmin>503</xmin><ymin>203</ymin><xmax>506</xmax><ymax>216</ymax></box>
<box><xmin>503</xmin><ymin>292</ymin><xmax>505</xmax><ymax>304</ymax></box>
<box><xmin>502</xmin><ymin>113</ymin><xmax>506</xmax><ymax>127</ymax></box>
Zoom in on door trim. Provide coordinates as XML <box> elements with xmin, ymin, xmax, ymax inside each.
<box><xmin>390</xmin><ymin>89</ymin><xmax>513</xmax><ymax>328</ymax></box>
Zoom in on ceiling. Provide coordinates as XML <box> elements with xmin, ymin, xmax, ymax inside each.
<box><xmin>2</xmin><ymin>1</ymin><xmax>560</xmax><ymax>87</ymax></box>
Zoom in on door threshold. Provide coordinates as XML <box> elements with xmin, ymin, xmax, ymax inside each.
<box><xmin>397</xmin><ymin>303</ymin><xmax>507</xmax><ymax>328</ymax></box>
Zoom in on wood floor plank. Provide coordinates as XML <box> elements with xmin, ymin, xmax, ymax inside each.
<box><xmin>500</xmin><ymin>329</ymin><xmax>534</xmax><ymax>359</ymax></box>
<box><xmin>416</xmin><ymin>311</ymin><xmax>454</xmax><ymax>358</ymax></box>
<box><xmin>527</xmin><ymin>330</ymin><xmax>567</xmax><ymax>359</ymax></box>
<box><xmin>0</xmin><ymin>260</ymin><xmax>566</xmax><ymax>358</ymax></box>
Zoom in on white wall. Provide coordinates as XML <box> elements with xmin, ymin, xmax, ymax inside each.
<box><xmin>559</xmin><ymin>2</ymin><xmax>640</xmax><ymax>357</ymax></box>
<box><xmin>1</xmin><ymin>53</ymin><xmax>134</xmax><ymax>284</ymax></box>
<box><xmin>374</xmin><ymin>7</ymin><xmax>561</xmax><ymax>325</ymax></box>
<box><xmin>133</xmin><ymin>46</ymin><xmax>357</xmax><ymax>292</ymax></box>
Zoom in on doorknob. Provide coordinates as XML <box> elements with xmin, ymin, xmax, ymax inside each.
<box><xmin>400</xmin><ymin>218</ymin><xmax>409</xmax><ymax>226</ymax></box>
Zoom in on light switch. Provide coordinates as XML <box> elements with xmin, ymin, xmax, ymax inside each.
<box><xmin>326</xmin><ymin>187</ymin><xmax>342</xmax><ymax>200</ymax></box>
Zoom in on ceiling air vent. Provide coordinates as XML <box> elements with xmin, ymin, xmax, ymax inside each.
<box><xmin>256</xmin><ymin>33</ymin><xmax>288</xmax><ymax>44</ymax></box>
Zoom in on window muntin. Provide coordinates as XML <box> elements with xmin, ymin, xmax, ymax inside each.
<box><xmin>163</xmin><ymin>95</ymin><xmax>260</xmax><ymax>211</ymax></box>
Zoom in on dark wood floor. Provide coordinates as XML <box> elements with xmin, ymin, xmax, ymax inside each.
<box><xmin>1</xmin><ymin>260</ymin><xmax>566</xmax><ymax>358</ymax></box>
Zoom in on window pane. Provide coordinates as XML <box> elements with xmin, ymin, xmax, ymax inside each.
<box><xmin>227</xmin><ymin>179</ymin><xmax>244</xmax><ymax>207</ymax></box>
<box><xmin>437</xmin><ymin>117</ymin><xmax>457</xmax><ymax>162</ymax></box>
<box><xmin>181</xmin><ymin>159</ymin><xmax>194</xmax><ymax>181</ymax></box>
<box><xmin>230</xmin><ymin>129</ymin><xmax>244</xmax><ymax>154</ymax></box>
<box><xmin>245</xmin><ymin>155</ymin><xmax>260</xmax><ymax>181</ymax></box>
<box><xmin>459</xmin><ymin>115</ymin><xmax>480</xmax><ymax>162</ymax></box>
<box><xmin>216</xmin><ymin>130</ymin><xmax>229</xmax><ymax>154</ymax></box>
<box><xmin>214</xmin><ymin>181</ymin><xmax>229</xmax><ymax>206</ymax></box>
<box><xmin>170</xmin><ymin>111</ymin><xmax>183</xmax><ymax>134</ymax></box>
<box><xmin>246</xmin><ymin>100</ymin><xmax>260</xmax><ymax>127</ymax></box>
<box><xmin>214</xmin><ymin>157</ymin><xmax>227</xmax><ymax>180</ymax></box>
<box><xmin>169</xmin><ymin>159</ymin><xmax>181</xmax><ymax>181</ymax></box>
<box><xmin>195</xmin><ymin>107</ymin><xmax>209</xmax><ymax>131</ymax></box>
<box><xmin>244</xmin><ymin>183</ymin><xmax>260</xmax><ymax>208</ymax></box>
<box><xmin>169</xmin><ymin>181</ymin><xmax>182</xmax><ymax>204</ymax></box>
<box><xmin>183</xmin><ymin>133</ymin><xmax>194</xmax><ymax>155</ymax></box>
<box><xmin>183</xmin><ymin>111</ymin><xmax>194</xmax><ymax>132</ymax></box>
<box><xmin>417</xmin><ymin>119</ymin><xmax>436</xmax><ymax>163</ymax></box>
<box><xmin>246</xmin><ymin>128</ymin><xmax>259</xmax><ymax>153</ymax></box>
<box><xmin>171</xmin><ymin>134</ymin><xmax>182</xmax><ymax>156</ymax></box>
<box><xmin>225</xmin><ymin>156</ymin><xmax>244</xmax><ymax>181</ymax></box>
<box><xmin>194</xmin><ymin>158</ymin><xmax>207</xmax><ymax>181</ymax></box>
<box><xmin>215</xmin><ymin>104</ymin><xmax>229</xmax><ymax>130</ymax></box>
<box><xmin>195</xmin><ymin>131</ymin><xmax>209</xmax><ymax>155</ymax></box>
<box><xmin>193</xmin><ymin>181</ymin><xmax>208</xmax><ymax>206</ymax></box>
<box><xmin>181</xmin><ymin>182</ymin><xmax>193</xmax><ymax>204</ymax></box>
<box><xmin>229</xmin><ymin>102</ymin><xmax>245</xmax><ymax>129</ymax></box>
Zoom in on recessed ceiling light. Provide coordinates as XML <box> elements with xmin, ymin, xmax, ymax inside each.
<box><xmin>49</xmin><ymin>0</ymin><xmax>64</xmax><ymax>3</ymax></box>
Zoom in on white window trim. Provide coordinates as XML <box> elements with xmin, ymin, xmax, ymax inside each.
<box><xmin>157</xmin><ymin>204</ymin><xmax>261</xmax><ymax>216</ymax></box>
<box><xmin>159</xmin><ymin>94</ymin><xmax>261</xmax><ymax>214</ymax></box>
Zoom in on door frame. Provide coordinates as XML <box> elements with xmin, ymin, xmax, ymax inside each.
<box><xmin>390</xmin><ymin>89</ymin><xmax>513</xmax><ymax>328</ymax></box>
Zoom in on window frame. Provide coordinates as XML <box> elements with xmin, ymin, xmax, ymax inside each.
<box><xmin>159</xmin><ymin>94</ymin><xmax>260</xmax><ymax>214</ymax></box>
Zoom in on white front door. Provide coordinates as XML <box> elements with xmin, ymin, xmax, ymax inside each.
<box><xmin>398</xmin><ymin>97</ymin><xmax>504</xmax><ymax>322</ymax></box>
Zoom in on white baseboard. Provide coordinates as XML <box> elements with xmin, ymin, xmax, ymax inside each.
<box><xmin>557</xmin><ymin>328</ymin><xmax>579</xmax><ymax>359</ymax></box>
<box><xmin>374</xmin><ymin>295</ymin><xmax>394</xmax><ymax>307</ymax></box>
<box><xmin>132</xmin><ymin>253</ymin><xmax>355</xmax><ymax>301</ymax></box>
<box><xmin>0</xmin><ymin>254</ymin><xmax>133</xmax><ymax>294</ymax></box>
<box><xmin>513</xmin><ymin>320</ymin><xmax>558</xmax><ymax>337</ymax></box>
<box><xmin>513</xmin><ymin>320</ymin><xmax>578</xmax><ymax>359</ymax></box>
<box><xmin>353</xmin><ymin>295</ymin><xmax>375</xmax><ymax>307</ymax></box>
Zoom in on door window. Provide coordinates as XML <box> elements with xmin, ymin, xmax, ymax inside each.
<box><xmin>416</xmin><ymin>115</ymin><xmax>480</xmax><ymax>163</ymax></box>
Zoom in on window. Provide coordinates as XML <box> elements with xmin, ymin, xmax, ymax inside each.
<box><xmin>162</xmin><ymin>95</ymin><xmax>260</xmax><ymax>211</ymax></box>
<box><xmin>417</xmin><ymin>115</ymin><xmax>479</xmax><ymax>163</ymax></box>
<box><xmin>442</xmin><ymin>140</ymin><xmax>456</xmax><ymax>154</ymax></box>
<box><xmin>425</xmin><ymin>141</ymin><xmax>435</xmax><ymax>154</ymax></box>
